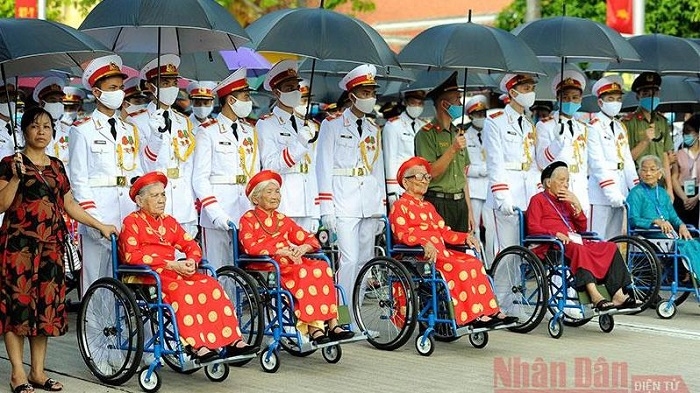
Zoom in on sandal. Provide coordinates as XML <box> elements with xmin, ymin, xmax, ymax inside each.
<box><xmin>327</xmin><ymin>325</ymin><xmax>355</xmax><ymax>341</ymax></box>
<box><xmin>10</xmin><ymin>383</ymin><xmax>34</xmax><ymax>393</ymax></box>
<box><xmin>616</xmin><ymin>297</ymin><xmax>642</xmax><ymax>310</ymax></box>
<box><xmin>226</xmin><ymin>340</ymin><xmax>259</xmax><ymax>357</ymax></box>
<box><xmin>309</xmin><ymin>328</ymin><xmax>330</xmax><ymax>345</ymax></box>
<box><xmin>185</xmin><ymin>346</ymin><xmax>218</xmax><ymax>363</ymax></box>
<box><xmin>28</xmin><ymin>378</ymin><xmax>62</xmax><ymax>392</ymax></box>
<box><xmin>492</xmin><ymin>313</ymin><xmax>519</xmax><ymax>325</ymax></box>
<box><xmin>471</xmin><ymin>316</ymin><xmax>503</xmax><ymax>329</ymax></box>
<box><xmin>594</xmin><ymin>299</ymin><xmax>615</xmax><ymax>312</ymax></box>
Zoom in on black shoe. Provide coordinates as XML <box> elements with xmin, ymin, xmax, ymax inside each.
<box><xmin>310</xmin><ymin>329</ymin><xmax>331</xmax><ymax>345</ymax></box>
<box><xmin>327</xmin><ymin>326</ymin><xmax>355</xmax><ymax>341</ymax></box>
<box><xmin>226</xmin><ymin>341</ymin><xmax>259</xmax><ymax>357</ymax></box>
<box><xmin>499</xmin><ymin>316</ymin><xmax>519</xmax><ymax>325</ymax></box>
<box><xmin>471</xmin><ymin>317</ymin><xmax>503</xmax><ymax>329</ymax></box>
<box><xmin>187</xmin><ymin>347</ymin><xmax>219</xmax><ymax>363</ymax></box>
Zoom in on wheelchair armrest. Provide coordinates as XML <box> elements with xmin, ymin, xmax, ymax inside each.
<box><xmin>579</xmin><ymin>231</ymin><xmax>600</xmax><ymax>240</ymax></box>
<box><xmin>117</xmin><ymin>265</ymin><xmax>154</xmax><ymax>274</ymax></box>
<box><xmin>391</xmin><ymin>244</ymin><xmax>424</xmax><ymax>254</ymax></box>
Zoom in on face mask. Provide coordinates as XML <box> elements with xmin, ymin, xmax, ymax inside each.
<box><xmin>43</xmin><ymin>102</ymin><xmax>64</xmax><ymax>121</ymax></box>
<box><xmin>351</xmin><ymin>93</ymin><xmax>376</xmax><ymax>114</ymax></box>
<box><xmin>125</xmin><ymin>103</ymin><xmax>147</xmax><ymax>115</ymax></box>
<box><xmin>560</xmin><ymin>101</ymin><xmax>581</xmax><ymax>117</ymax></box>
<box><xmin>63</xmin><ymin>111</ymin><xmax>78</xmax><ymax>122</ymax></box>
<box><xmin>0</xmin><ymin>102</ymin><xmax>16</xmax><ymax>118</ymax></box>
<box><xmin>154</xmin><ymin>86</ymin><xmax>179</xmax><ymax>106</ymax></box>
<box><xmin>192</xmin><ymin>105</ymin><xmax>213</xmax><ymax>119</ymax></box>
<box><xmin>471</xmin><ymin>117</ymin><xmax>485</xmax><ymax>129</ymax></box>
<box><xmin>683</xmin><ymin>134</ymin><xmax>697</xmax><ymax>147</ymax></box>
<box><xmin>405</xmin><ymin>105</ymin><xmax>424</xmax><ymax>119</ymax></box>
<box><xmin>446</xmin><ymin>103</ymin><xmax>463</xmax><ymax>120</ymax></box>
<box><xmin>230</xmin><ymin>98</ymin><xmax>253</xmax><ymax>118</ymax></box>
<box><xmin>600</xmin><ymin>101</ymin><xmax>622</xmax><ymax>117</ymax></box>
<box><xmin>96</xmin><ymin>89</ymin><xmax>125</xmax><ymax>110</ymax></box>
<box><xmin>639</xmin><ymin>96</ymin><xmax>660</xmax><ymax>112</ymax></box>
<box><xmin>533</xmin><ymin>116</ymin><xmax>540</xmax><ymax>124</ymax></box>
<box><xmin>294</xmin><ymin>104</ymin><xmax>308</xmax><ymax>117</ymax></box>
<box><xmin>278</xmin><ymin>89</ymin><xmax>302</xmax><ymax>108</ymax></box>
<box><xmin>511</xmin><ymin>90</ymin><xmax>536</xmax><ymax>109</ymax></box>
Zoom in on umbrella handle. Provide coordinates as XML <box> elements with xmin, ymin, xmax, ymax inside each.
<box><xmin>0</xmin><ymin>64</ymin><xmax>19</xmax><ymax>152</ymax></box>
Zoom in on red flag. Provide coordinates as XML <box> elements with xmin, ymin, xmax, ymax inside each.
<box><xmin>15</xmin><ymin>0</ymin><xmax>38</xmax><ymax>18</ymax></box>
<box><xmin>606</xmin><ymin>0</ymin><xmax>633</xmax><ymax>34</ymax></box>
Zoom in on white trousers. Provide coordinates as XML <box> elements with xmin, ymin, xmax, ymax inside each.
<box><xmin>589</xmin><ymin>205</ymin><xmax>624</xmax><ymax>240</ymax></box>
<box><xmin>80</xmin><ymin>235</ymin><xmax>113</xmax><ymax>296</ymax></box>
<box><xmin>289</xmin><ymin>216</ymin><xmax>315</xmax><ymax>234</ymax></box>
<box><xmin>482</xmin><ymin>208</ymin><xmax>521</xmax><ymax>269</ymax></box>
<box><xmin>336</xmin><ymin>217</ymin><xmax>376</xmax><ymax>324</ymax></box>
<box><xmin>471</xmin><ymin>197</ymin><xmax>485</xmax><ymax>242</ymax></box>
<box><xmin>201</xmin><ymin>227</ymin><xmax>234</xmax><ymax>271</ymax></box>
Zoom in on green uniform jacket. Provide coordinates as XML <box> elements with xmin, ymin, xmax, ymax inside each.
<box><xmin>414</xmin><ymin>118</ymin><xmax>470</xmax><ymax>193</ymax></box>
<box><xmin>622</xmin><ymin>108</ymin><xmax>672</xmax><ymax>164</ymax></box>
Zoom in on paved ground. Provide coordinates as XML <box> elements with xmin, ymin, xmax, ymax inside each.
<box><xmin>2</xmin><ymin>297</ymin><xmax>699</xmax><ymax>393</ymax></box>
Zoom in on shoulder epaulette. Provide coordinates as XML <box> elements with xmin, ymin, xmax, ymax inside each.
<box><xmin>242</xmin><ymin>118</ymin><xmax>256</xmax><ymax>126</ymax></box>
<box><xmin>325</xmin><ymin>113</ymin><xmax>342</xmax><ymax>121</ymax></box>
<box><xmin>589</xmin><ymin>118</ymin><xmax>599</xmax><ymax>125</ymax></box>
<box><xmin>128</xmin><ymin>108</ymin><xmax>148</xmax><ymax>117</ymax></box>
<box><xmin>200</xmin><ymin>118</ymin><xmax>218</xmax><ymax>128</ymax></box>
<box><xmin>421</xmin><ymin>122</ymin><xmax>435</xmax><ymax>131</ymax></box>
<box><xmin>258</xmin><ymin>113</ymin><xmax>273</xmax><ymax>120</ymax></box>
<box><xmin>73</xmin><ymin>117</ymin><xmax>91</xmax><ymax>126</ymax></box>
<box><xmin>489</xmin><ymin>111</ymin><xmax>504</xmax><ymax>119</ymax></box>
<box><xmin>541</xmin><ymin>115</ymin><xmax>554</xmax><ymax>122</ymax></box>
<box><xmin>388</xmin><ymin>116</ymin><xmax>400</xmax><ymax>122</ymax></box>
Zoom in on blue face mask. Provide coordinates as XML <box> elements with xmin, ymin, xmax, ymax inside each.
<box><xmin>446</xmin><ymin>104</ymin><xmax>464</xmax><ymax>120</ymax></box>
<box><xmin>560</xmin><ymin>102</ymin><xmax>581</xmax><ymax>116</ymax></box>
<box><xmin>683</xmin><ymin>134</ymin><xmax>697</xmax><ymax>147</ymax></box>
<box><xmin>639</xmin><ymin>96</ymin><xmax>660</xmax><ymax>112</ymax></box>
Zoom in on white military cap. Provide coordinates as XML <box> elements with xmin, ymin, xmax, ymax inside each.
<box><xmin>187</xmin><ymin>80</ymin><xmax>217</xmax><ymax>99</ymax></box>
<box><xmin>465</xmin><ymin>94</ymin><xmax>489</xmax><ymax>114</ymax></box>
<box><xmin>500</xmin><ymin>73</ymin><xmax>537</xmax><ymax>94</ymax></box>
<box><xmin>591</xmin><ymin>75</ymin><xmax>624</xmax><ymax>97</ymax></box>
<box><xmin>33</xmin><ymin>76</ymin><xmax>65</xmax><ymax>103</ymax></box>
<box><xmin>214</xmin><ymin>68</ymin><xmax>249</xmax><ymax>99</ymax></box>
<box><xmin>264</xmin><ymin>59</ymin><xmax>302</xmax><ymax>91</ymax></box>
<box><xmin>552</xmin><ymin>70</ymin><xmax>586</xmax><ymax>95</ymax></box>
<box><xmin>82</xmin><ymin>54</ymin><xmax>127</xmax><ymax>90</ymax></box>
<box><xmin>338</xmin><ymin>64</ymin><xmax>379</xmax><ymax>91</ymax></box>
<box><xmin>140</xmin><ymin>54</ymin><xmax>180</xmax><ymax>81</ymax></box>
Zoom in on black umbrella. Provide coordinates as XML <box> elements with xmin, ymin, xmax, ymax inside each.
<box><xmin>603</xmin><ymin>34</ymin><xmax>700</xmax><ymax>75</ymax></box>
<box><xmin>620</xmin><ymin>76</ymin><xmax>700</xmax><ymax>112</ymax></box>
<box><xmin>121</xmin><ymin>51</ymin><xmax>232</xmax><ymax>82</ymax></box>
<box><xmin>0</xmin><ymin>18</ymin><xmax>112</xmax><ymax>150</ymax></box>
<box><xmin>398</xmin><ymin>11</ymin><xmax>545</xmax><ymax>125</ymax></box>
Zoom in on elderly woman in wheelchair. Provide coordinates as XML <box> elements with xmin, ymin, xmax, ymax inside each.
<box><xmin>238</xmin><ymin>170</ymin><xmax>354</xmax><ymax>345</ymax></box>
<box><xmin>389</xmin><ymin>157</ymin><xmax>518</xmax><ymax>329</ymax></box>
<box><xmin>117</xmin><ymin>172</ymin><xmax>258</xmax><ymax>363</ymax></box>
<box><xmin>527</xmin><ymin>161</ymin><xmax>640</xmax><ymax>311</ymax></box>
<box><xmin>628</xmin><ymin>154</ymin><xmax>700</xmax><ymax>284</ymax></box>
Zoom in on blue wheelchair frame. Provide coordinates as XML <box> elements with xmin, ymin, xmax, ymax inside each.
<box><xmin>230</xmin><ymin>225</ymin><xmax>364</xmax><ymax>373</ymax></box>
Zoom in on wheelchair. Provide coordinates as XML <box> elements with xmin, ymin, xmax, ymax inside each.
<box><xmin>627</xmin><ymin>215</ymin><xmax>700</xmax><ymax>319</ymax></box>
<box><xmin>352</xmin><ymin>216</ymin><xmax>523</xmax><ymax>356</ymax></box>
<box><xmin>231</xmin><ymin>225</ymin><xmax>365</xmax><ymax>373</ymax></box>
<box><xmin>77</xmin><ymin>235</ymin><xmax>263</xmax><ymax>392</ymax></box>
<box><xmin>490</xmin><ymin>208</ymin><xmax>660</xmax><ymax>339</ymax></box>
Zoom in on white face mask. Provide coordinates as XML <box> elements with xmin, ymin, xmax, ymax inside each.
<box><xmin>192</xmin><ymin>105</ymin><xmax>213</xmax><ymax>119</ymax></box>
<box><xmin>351</xmin><ymin>93</ymin><xmax>376</xmax><ymax>114</ymax></box>
<box><xmin>125</xmin><ymin>103</ymin><xmax>147</xmax><ymax>115</ymax></box>
<box><xmin>278</xmin><ymin>89</ymin><xmax>302</xmax><ymax>108</ymax></box>
<box><xmin>43</xmin><ymin>102</ymin><xmax>64</xmax><ymax>121</ymax></box>
<box><xmin>471</xmin><ymin>117</ymin><xmax>485</xmax><ymax>129</ymax></box>
<box><xmin>600</xmin><ymin>101</ymin><xmax>622</xmax><ymax>117</ymax></box>
<box><xmin>294</xmin><ymin>104</ymin><xmax>308</xmax><ymax>117</ymax></box>
<box><xmin>63</xmin><ymin>111</ymin><xmax>78</xmax><ymax>122</ymax></box>
<box><xmin>405</xmin><ymin>105</ymin><xmax>424</xmax><ymax>119</ymax></box>
<box><xmin>0</xmin><ymin>101</ymin><xmax>16</xmax><ymax>118</ymax></box>
<box><xmin>510</xmin><ymin>90</ymin><xmax>536</xmax><ymax>109</ymax></box>
<box><xmin>230</xmin><ymin>99</ymin><xmax>253</xmax><ymax>119</ymax></box>
<box><xmin>96</xmin><ymin>89</ymin><xmax>125</xmax><ymax>110</ymax></box>
<box><xmin>154</xmin><ymin>86</ymin><xmax>180</xmax><ymax>106</ymax></box>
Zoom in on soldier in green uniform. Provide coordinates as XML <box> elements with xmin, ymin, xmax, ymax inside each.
<box><xmin>623</xmin><ymin>72</ymin><xmax>674</xmax><ymax>201</ymax></box>
<box><xmin>414</xmin><ymin>71</ymin><xmax>474</xmax><ymax>232</ymax></box>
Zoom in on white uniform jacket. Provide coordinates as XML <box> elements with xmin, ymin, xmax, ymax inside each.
<box><xmin>192</xmin><ymin>115</ymin><xmax>260</xmax><ymax>228</ymax></box>
<box><xmin>536</xmin><ymin>112</ymin><xmax>590</xmax><ymax>208</ymax></box>
<box><xmin>465</xmin><ymin>124</ymin><xmax>488</xmax><ymax>201</ymax></box>
<box><xmin>587</xmin><ymin>111</ymin><xmax>639</xmax><ymax>205</ymax></box>
<box><xmin>316</xmin><ymin>108</ymin><xmax>386</xmax><ymax>218</ymax></box>
<box><xmin>257</xmin><ymin>106</ymin><xmax>320</xmax><ymax>219</ymax></box>
<box><xmin>47</xmin><ymin>118</ymin><xmax>71</xmax><ymax>167</ymax></box>
<box><xmin>128</xmin><ymin>103</ymin><xmax>197</xmax><ymax>225</ymax></box>
<box><xmin>382</xmin><ymin>111</ymin><xmax>426</xmax><ymax>198</ymax></box>
<box><xmin>0</xmin><ymin>119</ymin><xmax>23</xmax><ymax>159</ymax></box>
<box><xmin>483</xmin><ymin>105</ymin><xmax>541</xmax><ymax>210</ymax></box>
<box><xmin>69</xmin><ymin>109</ymin><xmax>141</xmax><ymax>230</ymax></box>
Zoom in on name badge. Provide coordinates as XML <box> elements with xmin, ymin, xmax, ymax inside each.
<box><xmin>507</xmin><ymin>130</ymin><xmax>517</xmax><ymax>135</ymax></box>
<box><xmin>340</xmin><ymin>134</ymin><xmax>353</xmax><ymax>139</ymax></box>
<box><xmin>279</xmin><ymin>132</ymin><xmax>291</xmax><ymax>137</ymax></box>
<box><xmin>683</xmin><ymin>179</ymin><xmax>696</xmax><ymax>196</ymax></box>
<box><xmin>218</xmin><ymin>141</ymin><xmax>232</xmax><ymax>146</ymax></box>
<box><xmin>94</xmin><ymin>140</ymin><xmax>107</xmax><ymax>145</ymax></box>
<box><xmin>568</xmin><ymin>232</ymin><xmax>583</xmax><ymax>245</ymax></box>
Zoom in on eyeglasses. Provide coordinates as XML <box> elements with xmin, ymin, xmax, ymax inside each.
<box><xmin>640</xmin><ymin>167</ymin><xmax>659</xmax><ymax>173</ymax></box>
<box><xmin>405</xmin><ymin>173</ymin><xmax>432</xmax><ymax>182</ymax></box>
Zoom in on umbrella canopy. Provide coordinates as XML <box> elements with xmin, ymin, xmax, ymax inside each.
<box><xmin>298</xmin><ymin>58</ymin><xmax>414</xmax><ymax>82</ymax></box>
<box><xmin>512</xmin><ymin>16</ymin><xmax>640</xmax><ymax>63</ymax></box>
<box><xmin>78</xmin><ymin>0</ymin><xmax>249</xmax><ymax>53</ymax></box>
<box><xmin>220</xmin><ymin>47</ymin><xmax>272</xmax><ymax>77</ymax></box>
<box><xmin>121</xmin><ymin>51</ymin><xmax>233</xmax><ymax>82</ymax></box>
<box><xmin>602</xmin><ymin>34</ymin><xmax>700</xmax><ymax>75</ymax></box>
<box><xmin>398</xmin><ymin>21</ymin><xmax>545</xmax><ymax>74</ymax></box>
<box><xmin>620</xmin><ymin>76</ymin><xmax>700</xmax><ymax>112</ymax></box>
<box><xmin>245</xmin><ymin>7</ymin><xmax>399</xmax><ymax>67</ymax></box>
<box><xmin>0</xmin><ymin>18</ymin><xmax>112</xmax><ymax>78</ymax></box>
<box><xmin>401</xmin><ymin>70</ymin><xmax>497</xmax><ymax>93</ymax></box>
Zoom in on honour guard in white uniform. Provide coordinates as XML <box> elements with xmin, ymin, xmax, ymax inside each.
<box><xmin>0</xmin><ymin>80</ymin><xmax>22</xmax><ymax>160</ymax></box>
<box><xmin>317</xmin><ymin>64</ymin><xmax>386</xmax><ymax>319</ymax></box>
<box><xmin>69</xmin><ymin>54</ymin><xmax>141</xmax><ymax>294</ymax></box>
<box><xmin>127</xmin><ymin>54</ymin><xmax>198</xmax><ymax>236</ymax></box>
<box><xmin>382</xmin><ymin>89</ymin><xmax>427</xmax><ymax>204</ymax></box>
<box><xmin>34</xmin><ymin>77</ymin><xmax>68</xmax><ymax>164</ymax></box>
<box><xmin>120</xmin><ymin>77</ymin><xmax>149</xmax><ymax>122</ymax></box>
<box><xmin>588</xmin><ymin>76</ymin><xmax>639</xmax><ymax>238</ymax></box>
<box><xmin>187</xmin><ymin>80</ymin><xmax>217</xmax><ymax>129</ymax></box>
<box><xmin>192</xmin><ymin>68</ymin><xmax>260</xmax><ymax>269</ymax></box>
<box><xmin>61</xmin><ymin>86</ymin><xmax>87</xmax><ymax>125</ymax></box>
<box><xmin>535</xmin><ymin>70</ymin><xmax>590</xmax><ymax>217</ymax></box>
<box><xmin>464</xmin><ymin>94</ymin><xmax>489</xmax><ymax>242</ymax></box>
<box><xmin>257</xmin><ymin>60</ymin><xmax>320</xmax><ymax>233</ymax></box>
<box><xmin>483</xmin><ymin>74</ymin><xmax>541</xmax><ymax>266</ymax></box>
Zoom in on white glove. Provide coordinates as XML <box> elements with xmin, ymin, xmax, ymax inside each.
<box><xmin>498</xmin><ymin>200</ymin><xmax>515</xmax><ymax>215</ymax></box>
<box><xmin>321</xmin><ymin>214</ymin><xmax>337</xmax><ymax>232</ymax></box>
<box><xmin>478</xmin><ymin>168</ymin><xmax>488</xmax><ymax>177</ymax></box>
<box><xmin>610</xmin><ymin>196</ymin><xmax>625</xmax><ymax>208</ymax></box>
<box><xmin>308</xmin><ymin>219</ymin><xmax>320</xmax><ymax>235</ymax></box>
<box><xmin>298</xmin><ymin>124</ymin><xmax>313</xmax><ymax>143</ymax></box>
<box><xmin>149</xmin><ymin>109</ymin><xmax>166</xmax><ymax>133</ymax></box>
<box><xmin>213</xmin><ymin>216</ymin><xmax>233</xmax><ymax>231</ymax></box>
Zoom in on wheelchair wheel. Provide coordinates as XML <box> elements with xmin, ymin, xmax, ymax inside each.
<box><xmin>266</xmin><ymin>294</ymin><xmax>317</xmax><ymax>357</ymax></box>
<box><xmin>353</xmin><ymin>256</ymin><xmax>417</xmax><ymax>351</ymax></box>
<box><xmin>489</xmin><ymin>246</ymin><xmax>548</xmax><ymax>334</ymax></box>
<box><xmin>77</xmin><ymin>278</ymin><xmax>143</xmax><ymax>386</ymax></box>
<box><xmin>544</xmin><ymin>268</ymin><xmax>592</xmax><ymax>328</ymax></box>
<box><xmin>609</xmin><ymin>235</ymin><xmax>662</xmax><ymax>314</ymax></box>
<box><xmin>217</xmin><ymin>266</ymin><xmax>265</xmax><ymax>366</ymax></box>
<box><xmin>137</xmin><ymin>367</ymin><xmax>161</xmax><ymax>393</ymax></box>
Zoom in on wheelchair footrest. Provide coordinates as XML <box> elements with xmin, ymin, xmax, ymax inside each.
<box><xmin>290</xmin><ymin>334</ymin><xmax>367</xmax><ymax>353</ymax></box>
